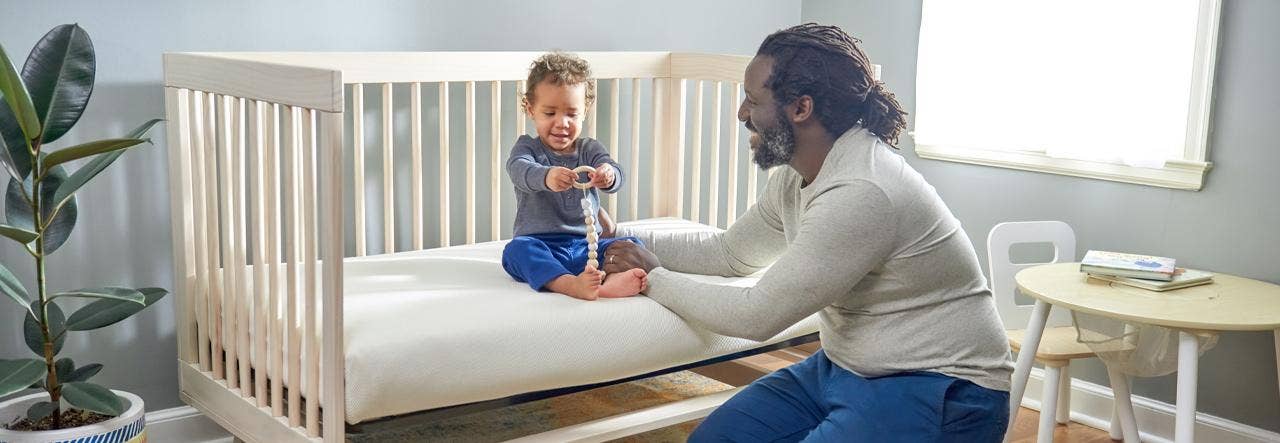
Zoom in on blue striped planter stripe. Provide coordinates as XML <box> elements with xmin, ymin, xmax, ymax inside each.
<box><xmin>55</xmin><ymin>415</ymin><xmax>144</xmax><ymax>443</ymax></box>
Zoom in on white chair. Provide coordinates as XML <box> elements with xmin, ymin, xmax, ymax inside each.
<box><xmin>988</xmin><ymin>221</ymin><xmax>1139</xmax><ymax>443</ymax></box>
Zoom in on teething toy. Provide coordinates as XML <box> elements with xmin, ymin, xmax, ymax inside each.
<box><xmin>572</xmin><ymin>165</ymin><xmax>600</xmax><ymax>270</ymax></box>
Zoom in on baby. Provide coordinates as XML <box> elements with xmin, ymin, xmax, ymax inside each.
<box><xmin>501</xmin><ymin>52</ymin><xmax>647</xmax><ymax>300</ymax></box>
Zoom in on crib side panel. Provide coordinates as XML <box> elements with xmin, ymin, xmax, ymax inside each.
<box><xmin>166</xmin><ymin>82</ymin><xmax>344</xmax><ymax>442</ymax></box>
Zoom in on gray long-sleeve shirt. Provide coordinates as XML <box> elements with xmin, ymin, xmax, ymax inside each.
<box><xmin>618</xmin><ymin>127</ymin><xmax>1012</xmax><ymax>391</ymax></box>
<box><xmin>507</xmin><ymin>135</ymin><xmax>624</xmax><ymax>237</ymax></box>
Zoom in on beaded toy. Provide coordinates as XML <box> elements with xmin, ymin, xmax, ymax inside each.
<box><xmin>571</xmin><ymin>165</ymin><xmax>601</xmax><ymax>270</ymax></box>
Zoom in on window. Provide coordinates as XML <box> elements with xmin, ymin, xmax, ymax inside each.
<box><xmin>912</xmin><ymin>0</ymin><xmax>1221</xmax><ymax>190</ymax></box>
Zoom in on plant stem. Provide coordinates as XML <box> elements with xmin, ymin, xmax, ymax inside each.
<box><xmin>30</xmin><ymin>141</ymin><xmax>61</xmax><ymax>429</ymax></box>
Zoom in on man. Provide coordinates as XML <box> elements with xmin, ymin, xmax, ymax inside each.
<box><xmin>602</xmin><ymin>23</ymin><xmax>1011</xmax><ymax>441</ymax></box>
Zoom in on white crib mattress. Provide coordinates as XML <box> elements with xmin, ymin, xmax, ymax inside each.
<box><xmin>339</xmin><ymin>218</ymin><xmax>820</xmax><ymax>423</ymax></box>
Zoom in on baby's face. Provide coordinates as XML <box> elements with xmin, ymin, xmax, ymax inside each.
<box><xmin>526</xmin><ymin>80</ymin><xmax>586</xmax><ymax>152</ymax></box>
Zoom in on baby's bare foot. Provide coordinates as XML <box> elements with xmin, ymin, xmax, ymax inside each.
<box><xmin>546</xmin><ymin>267</ymin><xmax>603</xmax><ymax>300</ymax></box>
<box><xmin>598</xmin><ymin>268</ymin><xmax>647</xmax><ymax>298</ymax></box>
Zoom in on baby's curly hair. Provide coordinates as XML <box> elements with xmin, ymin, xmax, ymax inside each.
<box><xmin>522</xmin><ymin>51</ymin><xmax>596</xmax><ymax>111</ymax></box>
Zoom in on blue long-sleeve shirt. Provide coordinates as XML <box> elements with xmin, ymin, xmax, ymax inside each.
<box><xmin>507</xmin><ymin>135</ymin><xmax>624</xmax><ymax>237</ymax></box>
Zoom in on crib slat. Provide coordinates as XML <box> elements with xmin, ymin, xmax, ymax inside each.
<box><xmin>709</xmin><ymin>81</ymin><xmax>722</xmax><ymax>229</ymax></box>
<box><xmin>318</xmin><ymin>111</ymin><xmax>346</xmax><ymax>443</ymax></box>
<box><xmin>165</xmin><ymin>88</ymin><xmax>198</xmax><ymax>366</ymax></box>
<box><xmin>608</xmin><ymin>79</ymin><xmax>619</xmax><ymax>218</ymax></box>
<box><xmin>265</xmin><ymin>102</ymin><xmax>285</xmax><ymax>417</ymax></box>
<box><xmin>411</xmin><ymin>83</ymin><xmax>424</xmax><ymax>250</ymax></box>
<box><xmin>218</xmin><ymin>94</ymin><xmax>240</xmax><ymax>390</ymax></box>
<box><xmin>727</xmin><ymin>84</ymin><xmax>741</xmax><ymax>226</ymax></box>
<box><xmin>746</xmin><ymin>84</ymin><xmax>758</xmax><ymax>208</ymax></box>
<box><xmin>382</xmin><ymin>83</ymin><xmax>395</xmax><ymax>253</ymax></box>
<box><xmin>282</xmin><ymin>105</ymin><xmax>301</xmax><ymax>427</ymax></box>
<box><xmin>465</xmin><ymin>81</ymin><xmax>476</xmax><ymax>245</ymax></box>
<box><xmin>204</xmin><ymin>93</ymin><xmax>223</xmax><ymax>380</ymax></box>
<box><xmin>188</xmin><ymin>91</ymin><xmax>210</xmax><ymax>372</ymax></box>
<box><xmin>302</xmin><ymin>109</ymin><xmax>320</xmax><ymax>438</ymax></box>
<box><xmin>235</xmin><ymin>97</ymin><xmax>252</xmax><ymax>396</ymax></box>
<box><xmin>690</xmin><ymin>81</ymin><xmax>703</xmax><ymax>223</ymax></box>
<box><xmin>665</xmin><ymin>78</ymin><xmax>687</xmax><ymax>219</ymax></box>
<box><xmin>629</xmin><ymin>78</ymin><xmax>641</xmax><ymax>220</ymax></box>
<box><xmin>515</xmin><ymin>79</ymin><xmax>526</xmax><ymax>232</ymax></box>
<box><xmin>251</xmin><ymin>100</ymin><xmax>268</xmax><ymax>406</ymax></box>
<box><xmin>439</xmin><ymin>82</ymin><xmax>451</xmax><ymax>247</ymax></box>
<box><xmin>516</xmin><ymin>80</ymin><xmax>526</xmax><ymax>138</ymax></box>
<box><xmin>352</xmin><ymin>85</ymin><xmax>366</xmax><ymax>256</ymax></box>
<box><xmin>650</xmin><ymin>78</ymin><xmax>663</xmax><ymax>217</ymax></box>
<box><xmin>490</xmin><ymin>81</ymin><xmax>501</xmax><ymax>241</ymax></box>
<box><xmin>588</xmin><ymin>79</ymin><xmax>598</xmax><ymax>139</ymax></box>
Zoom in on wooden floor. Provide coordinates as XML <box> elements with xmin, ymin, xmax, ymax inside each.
<box><xmin>695</xmin><ymin>342</ymin><xmax>1115</xmax><ymax>443</ymax></box>
<box><xmin>1007</xmin><ymin>408</ymin><xmax>1115</xmax><ymax>443</ymax></box>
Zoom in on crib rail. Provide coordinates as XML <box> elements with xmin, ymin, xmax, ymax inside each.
<box><xmin>164</xmin><ymin>51</ymin><xmax>768</xmax><ymax>442</ymax></box>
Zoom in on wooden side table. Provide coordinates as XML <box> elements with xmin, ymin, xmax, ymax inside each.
<box><xmin>1010</xmin><ymin>262</ymin><xmax>1280</xmax><ymax>443</ymax></box>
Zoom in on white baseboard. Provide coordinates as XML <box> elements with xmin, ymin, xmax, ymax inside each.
<box><xmin>1021</xmin><ymin>367</ymin><xmax>1280</xmax><ymax>443</ymax></box>
<box><xmin>146</xmin><ymin>371</ymin><xmax>1279</xmax><ymax>443</ymax></box>
<box><xmin>146</xmin><ymin>405</ymin><xmax>232</xmax><ymax>442</ymax></box>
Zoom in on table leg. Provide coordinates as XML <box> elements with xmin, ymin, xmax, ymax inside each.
<box><xmin>1109</xmin><ymin>407</ymin><xmax>1122</xmax><ymax>440</ymax></box>
<box><xmin>1056</xmin><ymin>365</ymin><xmax>1071</xmax><ymax>424</ymax></box>
<box><xmin>1274</xmin><ymin>330</ymin><xmax>1279</xmax><ymax>403</ymax></box>
<box><xmin>1038</xmin><ymin>363</ymin><xmax>1064</xmax><ymax>443</ymax></box>
<box><xmin>1107</xmin><ymin>365</ymin><xmax>1139</xmax><ymax>443</ymax></box>
<box><xmin>1175</xmin><ymin>331</ymin><xmax>1200</xmax><ymax>443</ymax></box>
<box><xmin>1006</xmin><ymin>300</ymin><xmax>1051</xmax><ymax>442</ymax></box>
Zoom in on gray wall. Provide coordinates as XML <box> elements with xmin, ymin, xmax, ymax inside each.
<box><xmin>801</xmin><ymin>0</ymin><xmax>1280</xmax><ymax>432</ymax></box>
<box><xmin>0</xmin><ymin>0</ymin><xmax>799</xmax><ymax>411</ymax></box>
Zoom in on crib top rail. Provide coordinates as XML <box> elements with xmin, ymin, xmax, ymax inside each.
<box><xmin>163</xmin><ymin>51</ymin><xmax>750</xmax><ymax>112</ymax></box>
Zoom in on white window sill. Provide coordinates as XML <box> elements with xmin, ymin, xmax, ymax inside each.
<box><xmin>914</xmin><ymin>144</ymin><xmax>1212</xmax><ymax>191</ymax></box>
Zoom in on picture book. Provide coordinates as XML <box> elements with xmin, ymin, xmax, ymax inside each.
<box><xmin>1087</xmin><ymin>268</ymin><xmax>1214</xmax><ymax>291</ymax></box>
<box><xmin>1079</xmin><ymin>250</ymin><xmax>1177</xmax><ymax>281</ymax></box>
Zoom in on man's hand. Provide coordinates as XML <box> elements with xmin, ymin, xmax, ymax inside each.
<box><xmin>598</xmin><ymin>208</ymin><xmax>616</xmax><ymax>238</ymax></box>
<box><xmin>601</xmin><ymin>240</ymin><xmax>661</xmax><ymax>275</ymax></box>
<box><xmin>544</xmin><ymin>166</ymin><xmax>576</xmax><ymax>192</ymax></box>
<box><xmin>589</xmin><ymin>163</ymin><xmax>617</xmax><ymax>189</ymax></box>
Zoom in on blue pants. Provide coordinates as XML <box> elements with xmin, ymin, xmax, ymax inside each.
<box><xmin>501</xmin><ymin>233</ymin><xmax>643</xmax><ymax>291</ymax></box>
<box><xmin>691</xmin><ymin>350</ymin><xmax>1009</xmax><ymax>442</ymax></box>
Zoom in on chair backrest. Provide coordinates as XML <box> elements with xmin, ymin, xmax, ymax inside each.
<box><xmin>987</xmin><ymin>221</ymin><xmax>1076</xmax><ymax>330</ymax></box>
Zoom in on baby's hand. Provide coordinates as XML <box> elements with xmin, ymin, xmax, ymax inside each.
<box><xmin>590</xmin><ymin>163</ymin><xmax>616</xmax><ymax>189</ymax></box>
<box><xmin>545</xmin><ymin>166</ymin><xmax>576</xmax><ymax>192</ymax></box>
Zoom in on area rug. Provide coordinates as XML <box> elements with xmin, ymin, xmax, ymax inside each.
<box><xmin>347</xmin><ymin>371</ymin><xmax>733</xmax><ymax>442</ymax></box>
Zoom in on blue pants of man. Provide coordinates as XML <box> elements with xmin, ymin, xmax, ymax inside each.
<box><xmin>501</xmin><ymin>233</ymin><xmax>643</xmax><ymax>291</ymax></box>
<box><xmin>690</xmin><ymin>350</ymin><xmax>1009</xmax><ymax>442</ymax></box>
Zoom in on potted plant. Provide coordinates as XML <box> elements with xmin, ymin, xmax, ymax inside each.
<box><xmin>0</xmin><ymin>24</ymin><xmax>165</xmax><ymax>442</ymax></box>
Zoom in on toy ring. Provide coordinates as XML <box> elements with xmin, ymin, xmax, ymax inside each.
<box><xmin>571</xmin><ymin>165</ymin><xmax>597</xmax><ymax>190</ymax></box>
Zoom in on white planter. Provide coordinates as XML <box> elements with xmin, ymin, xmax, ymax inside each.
<box><xmin>0</xmin><ymin>390</ymin><xmax>145</xmax><ymax>443</ymax></box>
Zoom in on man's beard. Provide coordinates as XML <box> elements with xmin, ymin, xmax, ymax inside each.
<box><xmin>748</xmin><ymin>113</ymin><xmax>796</xmax><ymax>170</ymax></box>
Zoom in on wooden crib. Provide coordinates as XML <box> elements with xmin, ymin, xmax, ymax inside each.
<box><xmin>162</xmin><ymin>51</ymin><xmax>796</xmax><ymax>442</ymax></box>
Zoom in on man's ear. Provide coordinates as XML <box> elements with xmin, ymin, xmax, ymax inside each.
<box><xmin>790</xmin><ymin>95</ymin><xmax>814</xmax><ymax>125</ymax></box>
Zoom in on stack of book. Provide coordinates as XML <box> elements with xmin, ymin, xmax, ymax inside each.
<box><xmin>1080</xmin><ymin>250</ymin><xmax>1214</xmax><ymax>292</ymax></box>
